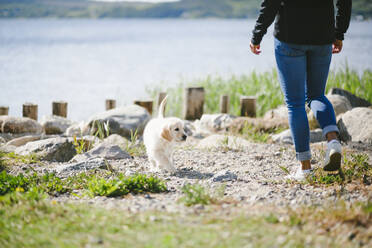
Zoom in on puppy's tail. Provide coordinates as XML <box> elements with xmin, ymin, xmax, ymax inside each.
<box><xmin>158</xmin><ymin>95</ymin><xmax>168</xmax><ymax>118</ymax></box>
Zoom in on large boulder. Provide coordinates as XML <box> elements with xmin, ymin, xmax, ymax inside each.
<box><xmin>263</xmin><ymin>105</ymin><xmax>289</xmax><ymax>120</ymax></box>
<box><xmin>56</xmin><ymin>158</ymin><xmax>107</xmax><ymax>176</ymax></box>
<box><xmin>329</xmin><ymin>88</ymin><xmax>371</xmax><ymax>108</ymax></box>
<box><xmin>87</xmin><ymin>105</ymin><xmax>150</xmax><ymax>139</ymax></box>
<box><xmin>41</xmin><ymin>115</ymin><xmax>74</xmax><ymax>135</ymax></box>
<box><xmin>0</xmin><ymin>116</ymin><xmax>42</xmax><ymax>134</ymax></box>
<box><xmin>337</xmin><ymin>107</ymin><xmax>372</xmax><ymax>144</ymax></box>
<box><xmin>64</xmin><ymin>121</ymin><xmax>90</xmax><ymax>137</ymax></box>
<box><xmin>72</xmin><ymin>143</ymin><xmax>131</xmax><ymax>162</ymax></box>
<box><xmin>197</xmin><ymin>134</ymin><xmax>252</xmax><ymax>150</ymax></box>
<box><xmin>6</xmin><ymin>135</ymin><xmax>42</xmax><ymax>147</ymax></box>
<box><xmin>272</xmin><ymin>128</ymin><xmax>324</xmax><ymax>144</ymax></box>
<box><xmin>101</xmin><ymin>134</ymin><xmax>128</xmax><ymax>147</ymax></box>
<box><xmin>191</xmin><ymin>114</ymin><xmax>236</xmax><ymax>137</ymax></box>
<box><xmin>15</xmin><ymin>137</ymin><xmax>76</xmax><ymax>162</ymax></box>
<box><xmin>308</xmin><ymin>94</ymin><xmax>352</xmax><ymax>129</ymax></box>
<box><xmin>229</xmin><ymin>117</ymin><xmax>289</xmax><ymax>134</ymax></box>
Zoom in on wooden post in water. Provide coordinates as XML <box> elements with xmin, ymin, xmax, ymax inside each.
<box><xmin>23</xmin><ymin>103</ymin><xmax>38</xmax><ymax>120</ymax></box>
<box><xmin>183</xmin><ymin>87</ymin><xmax>205</xmax><ymax>120</ymax></box>
<box><xmin>134</xmin><ymin>100</ymin><xmax>153</xmax><ymax>115</ymax></box>
<box><xmin>0</xmin><ymin>106</ymin><xmax>9</xmax><ymax>116</ymax></box>
<box><xmin>240</xmin><ymin>96</ymin><xmax>256</xmax><ymax>117</ymax></box>
<box><xmin>105</xmin><ymin>99</ymin><xmax>116</xmax><ymax>110</ymax></box>
<box><xmin>157</xmin><ymin>92</ymin><xmax>167</xmax><ymax>108</ymax></box>
<box><xmin>220</xmin><ymin>95</ymin><xmax>229</xmax><ymax>114</ymax></box>
<box><xmin>52</xmin><ymin>101</ymin><xmax>68</xmax><ymax>117</ymax></box>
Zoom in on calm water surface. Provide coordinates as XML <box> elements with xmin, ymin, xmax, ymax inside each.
<box><xmin>0</xmin><ymin>19</ymin><xmax>371</xmax><ymax>120</ymax></box>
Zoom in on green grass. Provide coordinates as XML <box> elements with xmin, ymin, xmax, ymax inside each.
<box><xmin>308</xmin><ymin>153</ymin><xmax>372</xmax><ymax>186</ymax></box>
<box><xmin>147</xmin><ymin>67</ymin><xmax>372</xmax><ymax>118</ymax></box>
<box><xmin>0</xmin><ymin>151</ymin><xmax>41</xmax><ymax>168</ymax></box>
<box><xmin>0</xmin><ymin>171</ymin><xmax>167</xmax><ymax>198</ymax></box>
<box><xmin>179</xmin><ymin>183</ymin><xmax>216</xmax><ymax>206</ymax></box>
<box><xmin>0</xmin><ymin>194</ymin><xmax>370</xmax><ymax>248</ymax></box>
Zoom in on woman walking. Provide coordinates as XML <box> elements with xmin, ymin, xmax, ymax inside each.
<box><xmin>251</xmin><ymin>0</ymin><xmax>352</xmax><ymax>180</ymax></box>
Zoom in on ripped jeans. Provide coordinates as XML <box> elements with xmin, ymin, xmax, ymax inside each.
<box><xmin>274</xmin><ymin>38</ymin><xmax>339</xmax><ymax>161</ymax></box>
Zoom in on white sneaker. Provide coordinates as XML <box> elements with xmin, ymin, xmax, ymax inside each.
<box><xmin>324</xmin><ymin>140</ymin><xmax>342</xmax><ymax>171</ymax></box>
<box><xmin>285</xmin><ymin>167</ymin><xmax>313</xmax><ymax>181</ymax></box>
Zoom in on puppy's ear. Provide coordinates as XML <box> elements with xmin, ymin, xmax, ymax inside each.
<box><xmin>161</xmin><ymin>125</ymin><xmax>172</xmax><ymax>142</ymax></box>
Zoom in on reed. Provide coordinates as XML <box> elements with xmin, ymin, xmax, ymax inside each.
<box><xmin>147</xmin><ymin>66</ymin><xmax>372</xmax><ymax>117</ymax></box>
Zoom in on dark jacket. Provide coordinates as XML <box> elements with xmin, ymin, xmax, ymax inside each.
<box><xmin>251</xmin><ymin>0</ymin><xmax>352</xmax><ymax>45</ymax></box>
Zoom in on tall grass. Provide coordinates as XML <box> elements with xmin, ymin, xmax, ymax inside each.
<box><xmin>147</xmin><ymin>66</ymin><xmax>372</xmax><ymax>117</ymax></box>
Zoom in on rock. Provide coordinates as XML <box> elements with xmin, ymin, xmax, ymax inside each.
<box><xmin>337</xmin><ymin>107</ymin><xmax>372</xmax><ymax>143</ymax></box>
<box><xmin>308</xmin><ymin>94</ymin><xmax>352</xmax><ymax>130</ymax></box>
<box><xmin>197</xmin><ymin>134</ymin><xmax>252</xmax><ymax>150</ymax></box>
<box><xmin>272</xmin><ymin>128</ymin><xmax>324</xmax><ymax>144</ymax></box>
<box><xmin>56</xmin><ymin>157</ymin><xmax>107</xmax><ymax>175</ymax></box>
<box><xmin>15</xmin><ymin>137</ymin><xmax>76</xmax><ymax>162</ymax></box>
<box><xmin>41</xmin><ymin>115</ymin><xmax>74</xmax><ymax>135</ymax></box>
<box><xmin>64</xmin><ymin>121</ymin><xmax>90</xmax><ymax>137</ymax></box>
<box><xmin>0</xmin><ymin>116</ymin><xmax>42</xmax><ymax>134</ymax></box>
<box><xmin>326</xmin><ymin>94</ymin><xmax>353</xmax><ymax>116</ymax></box>
<box><xmin>263</xmin><ymin>105</ymin><xmax>288</xmax><ymax>120</ymax></box>
<box><xmin>198</xmin><ymin>114</ymin><xmax>236</xmax><ymax>132</ymax></box>
<box><xmin>87</xmin><ymin>105</ymin><xmax>151</xmax><ymax>139</ymax></box>
<box><xmin>0</xmin><ymin>144</ymin><xmax>17</xmax><ymax>153</ymax></box>
<box><xmin>72</xmin><ymin>143</ymin><xmax>131</xmax><ymax>162</ymax></box>
<box><xmin>272</xmin><ymin>129</ymin><xmax>293</xmax><ymax>144</ymax></box>
<box><xmin>329</xmin><ymin>88</ymin><xmax>371</xmax><ymax>108</ymax></box>
<box><xmin>0</xmin><ymin>136</ymin><xmax>5</xmax><ymax>144</ymax></box>
<box><xmin>229</xmin><ymin>117</ymin><xmax>289</xmax><ymax>133</ymax></box>
<box><xmin>5</xmin><ymin>135</ymin><xmax>42</xmax><ymax>147</ymax></box>
<box><xmin>101</xmin><ymin>134</ymin><xmax>128</xmax><ymax>148</ymax></box>
<box><xmin>212</xmin><ymin>170</ymin><xmax>237</xmax><ymax>182</ymax></box>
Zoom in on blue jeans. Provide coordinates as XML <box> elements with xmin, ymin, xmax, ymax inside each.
<box><xmin>274</xmin><ymin>38</ymin><xmax>339</xmax><ymax>161</ymax></box>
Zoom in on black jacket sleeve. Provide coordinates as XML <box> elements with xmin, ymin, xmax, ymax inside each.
<box><xmin>251</xmin><ymin>0</ymin><xmax>281</xmax><ymax>45</ymax></box>
<box><xmin>335</xmin><ymin>0</ymin><xmax>352</xmax><ymax>41</ymax></box>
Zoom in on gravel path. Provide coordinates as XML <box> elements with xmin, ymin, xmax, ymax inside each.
<box><xmin>37</xmin><ymin>140</ymin><xmax>372</xmax><ymax>213</ymax></box>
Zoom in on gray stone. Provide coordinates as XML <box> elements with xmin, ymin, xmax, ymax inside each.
<box><xmin>337</xmin><ymin>107</ymin><xmax>372</xmax><ymax>143</ymax></box>
<box><xmin>56</xmin><ymin>157</ymin><xmax>107</xmax><ymax>175</ymax></box>
<box><xmin>0</xmin><ymin>116</ymin><xmax>42</xmax><ymax>134</ymax></box>
<box><xmin>5</xmin><ymin>135</ymin><xmax>42</xmax><ymax>147</ymax></box>
<box><xmin>272</xmin><ymin>128</ymin><xmax>324</xmax><ymax>144</ymax></box>
<box><xmin>72</xmin><ymin>143</ymin><xmax>131</xmax><ymax>162</ymax></box>
<box><xmin>263</xmin><ymin>105</ymin><xmax>288</xmax><ymax>120</ymax></box>
<box><xmin>101</xmin><ymin>134</ymin><xmax>128</xmax><ymax>148</ymax></box>
<box><xmin>64</xmin><ymin>121</ymin><xmax>90</xmax><ymax>137</ymax></box>
<box><xmin>87</xmin><ymin>105</ymin><xmax>151</xmax><ymax>139</ymax></box>
<box><xmin>15</xmin><ymin>137</ymin><xmax>76</xmax><ymax>162</ymax></box>
<box><xmin>0</xmin><ymin>136</ymin><xmax>5</xmax><ymax>144</ymax></box>
<box><xmin>329</xmin><ymin>88</ymin><xmax>371</xmax><ymax>108</ymax></box>
<box><xmin>308</xmin><ymin>94</ymin><xmax>352</xmax><ymax>129</ymax></box>
<box><xmin>41</xmin><ymin>115</ymin><xmax>74</xmax><ymax>135</ymax></box>
<box><xmin>197</xmin><ymin>134</ymin><xmax>252</xmax><ymax>150</ymax></box>
<box><xmin>197</xmin><ymin>114</ymin><xmax>236</xmax><ymax>132</ymax></box>
<box><xmin>212</xmin><ymin>170</ymin><xmax>237</xmax><ymax>182</ymax></box>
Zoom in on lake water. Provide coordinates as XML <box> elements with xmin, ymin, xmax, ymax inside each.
<box><xmin>0</xmin><ymin>19</ymin><xmax>371</xmax><ymax>121</ymax></box>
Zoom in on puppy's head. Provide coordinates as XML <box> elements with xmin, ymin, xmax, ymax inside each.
<box><xmin>161</xmin><ymin>118</ymin><xmax>187</xmax><ymax>142</ymax></box>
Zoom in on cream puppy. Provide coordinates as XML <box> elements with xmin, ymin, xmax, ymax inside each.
<box><xmin>143</xmin><ymin>96</ymin><xmax>187</xmax><ymax>173</ymax></box>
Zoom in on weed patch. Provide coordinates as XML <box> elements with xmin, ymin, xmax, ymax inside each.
<box><xmin>87</xmin><ymin>174</ymin><xmax>167</xmax><ymax>197</ymax></box>
<box><xmin>179</xmin><ymin>183</ymin><xmax>224</xmax><ymax>206</ymax></box>
<box><xmin>308</xmin><ymin>153</ymin><xmax>372</xmax><ymax>186</ymax></box>
<box><xmin>0</xmin><ymin>151</ymin><xmax>41</xmax><ymax>167</ymax></box>
<box><xmin>0</xmin><ymin>171</ymin><xmax>167</xmax><ymax>199</ymax></box>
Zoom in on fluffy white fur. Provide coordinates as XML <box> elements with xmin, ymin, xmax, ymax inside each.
<box><xmin>143</xmin><ymin>96</ymin><xmax>187</xmax><ymax>173</ymax></box>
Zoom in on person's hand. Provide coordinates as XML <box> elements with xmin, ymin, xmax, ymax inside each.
<box><xmin>332</xmin><ymin>39</ymin><xmax>343</xmax><ymax>54</ymax></box>
<box><xmin>250</xmin><ymin>42</ymin><xmax>261</xmax><ymax>55</ymax></box>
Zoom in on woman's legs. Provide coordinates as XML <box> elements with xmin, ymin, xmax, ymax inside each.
<box><xmin>305</xmin><ymin>44</ymin><xmax>339</xmax><ymax>139</ymax></box>
<box><xmin>274</xmin><ymin>39</ymin><xmax>311</xmax><ymax>164</ymax></box>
